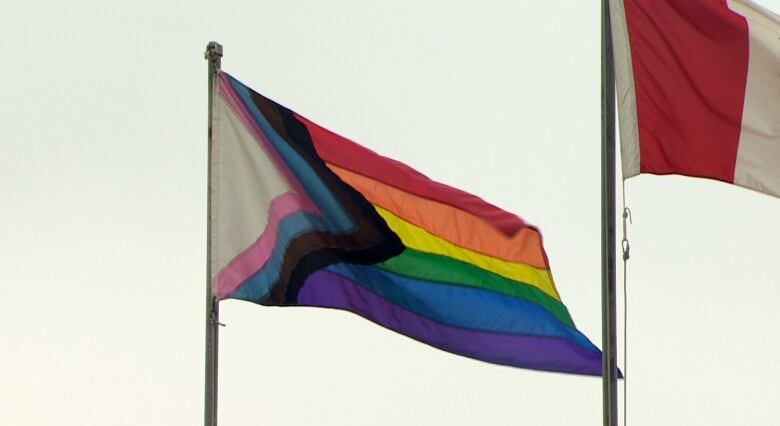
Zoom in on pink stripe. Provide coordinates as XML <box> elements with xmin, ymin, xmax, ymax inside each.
<box><xmin>217</xmin><ymin>73</ymin><xmax>318</xmax><ymax>213</ymax></box>
<box><xmin>216</xmin><ymin>192</ymin><xmax>313</xmax><ymax>299</ymax></box>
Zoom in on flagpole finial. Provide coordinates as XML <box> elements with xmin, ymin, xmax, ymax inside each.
<box><xmin>205</xmin><ymin>42</ymin><xmax>223</xmax><ymax>62</ymax></box>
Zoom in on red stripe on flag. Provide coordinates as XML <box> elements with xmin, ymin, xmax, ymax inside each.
<box><xmin>624</xmin><ymin>0</ymin><xmax>750</xmax><ymax>182</ymax></box>
<box><xmin>296</xmin><ymin>113</ymin><xmax>528</xmax><ymax>237</ymax></box>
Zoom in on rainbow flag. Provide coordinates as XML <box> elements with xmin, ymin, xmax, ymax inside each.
<box><xmin>210</xmin><ymin>72</ymin><xmax>603</xmax><ymax>376</ymax></box>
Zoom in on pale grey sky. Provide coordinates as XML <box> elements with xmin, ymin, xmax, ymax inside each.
<box><xmin>2</xmin><ymin>1</ymin><xmax>780</xmax><ymax>425</ymax></box>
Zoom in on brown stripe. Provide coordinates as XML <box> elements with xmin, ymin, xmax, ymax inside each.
<box><xmin>238</xmin><ymin>91</ymin><xmax>403</xmax><ymax>305</ymax></box>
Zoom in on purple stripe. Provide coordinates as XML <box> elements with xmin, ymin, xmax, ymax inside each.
<box><xmin>299</xmin><ymin>270</ymin><xmax>604</xmax><ymax>376</ymax></box>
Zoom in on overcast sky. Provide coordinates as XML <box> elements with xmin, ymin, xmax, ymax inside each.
<box><xmin>3</xmin><ymin>1</ymin><xmax>780</xmax><ymax>425</ymax></box>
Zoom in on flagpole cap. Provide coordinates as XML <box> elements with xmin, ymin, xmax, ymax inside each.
<box><xmin>205</xmin><ymin>42</ymin><xmax>223</xmax><ymax>60</ymax></box>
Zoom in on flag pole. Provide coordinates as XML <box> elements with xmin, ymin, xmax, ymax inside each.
<box><xmin>205</xmin><ymin>41</ymin><xmax>223</xmax><ymax>426</ymax></box>
<box><xmin>600</xmin><ymin>1</ymin><xmax>619</xmax><ymax>426</ymax></box>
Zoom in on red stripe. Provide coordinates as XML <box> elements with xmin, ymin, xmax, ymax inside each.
<box><xmin>624</xmin><ymin>0</ymin><xmax>749</xmax><ymax>182</ymax></box>
<box><xmin>296</xmin><ymin>113</ymin><xmax>528</xmax><ymax>237</ymax></box>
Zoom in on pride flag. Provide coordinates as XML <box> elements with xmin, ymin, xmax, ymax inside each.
<box><xmin>210</xmin><ymin>72</ymin><xmax>604</xmax><ymax>376</ymax></box>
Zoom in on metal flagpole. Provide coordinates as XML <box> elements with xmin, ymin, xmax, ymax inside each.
<box><xmin>205</xmin><ymin>41</ymin><xmax>223</xmax><ymax>426</ymax></box>
<box><xmin>600</xmin><ymin>1</ymin><xmax>619</xmax><ymax>426</ymax></box>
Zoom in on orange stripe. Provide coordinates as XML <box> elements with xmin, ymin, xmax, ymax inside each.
<box><xmin>328</xmin><ymin>164</ymin><xmax>548</xmax><ymax>269</ymax></box>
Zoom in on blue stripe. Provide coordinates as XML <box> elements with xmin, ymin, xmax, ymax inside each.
<box><xmin>227</xmin><ymin>75</ymin><xmax>354</xmax><ymax>233</ymax></box>
<box><xmin>322</xmin><ymin>263</ymin><xmax>599</xmax><ymax>352</ymax></box>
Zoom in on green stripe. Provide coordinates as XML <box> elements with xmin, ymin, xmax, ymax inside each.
<box><xmin>377</xmin><ymin>249</ymin><xmax>575</xmax><ymax>328</ymax></box>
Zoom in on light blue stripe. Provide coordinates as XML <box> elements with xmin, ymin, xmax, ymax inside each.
<box><xmin>229</xmin><ymin>211</ymin><xmax>324</xmax><ymax>302</ymax></box>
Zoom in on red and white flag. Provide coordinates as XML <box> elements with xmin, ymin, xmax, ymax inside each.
<box><xmin>610</xmin><ymin>0</ymin><xmax>780</xmax><ymax>197</ymax></box>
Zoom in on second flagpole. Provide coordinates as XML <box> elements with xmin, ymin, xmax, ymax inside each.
<box><xmin>601</xmin><ymin>1</ymin><xmax>619</xmax><ymax>425</ymax></box>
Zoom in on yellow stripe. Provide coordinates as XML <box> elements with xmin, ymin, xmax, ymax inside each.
<box><xmin>375</xmin><ymin>206</ymin><xmax>561</xmax><ymax>300</ymax></box>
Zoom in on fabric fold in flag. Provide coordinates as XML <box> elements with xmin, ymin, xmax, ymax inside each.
<box><xmin>610</xmin><ymin>0</ymin><xmax>780</xmax><ymax>197</ymax></box>
<box><xmin>210</xmin><ymin>71</ymin><xmax>605</xmax><ymax>376</ymax></box>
